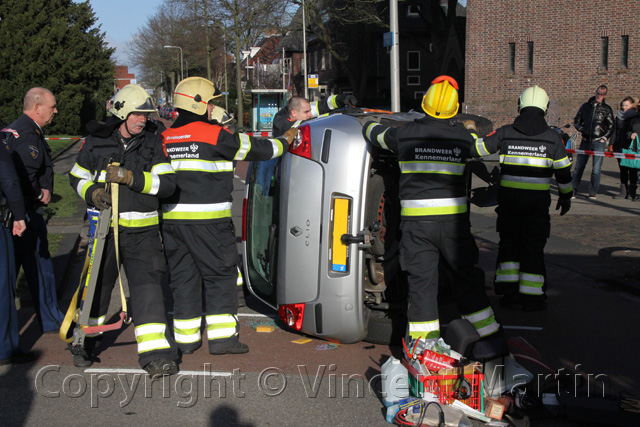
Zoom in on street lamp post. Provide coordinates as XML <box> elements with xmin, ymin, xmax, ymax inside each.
<box><xmin>164</xmin><ymin>45</ymin><xmax>184</xmax><ymax>81</ymax></box>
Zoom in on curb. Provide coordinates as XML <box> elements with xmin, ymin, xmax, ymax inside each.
<box><xmin>51</xmin><ymin>138</ymin><xmax>81</xmax><ymax>161</ymax></box>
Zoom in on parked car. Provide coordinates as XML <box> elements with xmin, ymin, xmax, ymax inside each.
<box><xmin>241</xmin><ymin>109</ymin><xmax>493</xmax><ymax>344</ymax></box>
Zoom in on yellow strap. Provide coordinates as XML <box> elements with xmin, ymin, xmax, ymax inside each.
<box><xmin>110</xmin><ymin>164</ymin><xmax>129</xmax><ymax>321</ymax></box>
<box><xmin>59</xmin><ymin>249</ymin><xmax>91</xmax><ymax>343</ymax></box>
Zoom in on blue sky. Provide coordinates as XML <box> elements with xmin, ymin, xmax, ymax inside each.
<box><xmin>86</xmin><ymin>0</ymin><xmax>160</xmax><ymax>70</ymax></box>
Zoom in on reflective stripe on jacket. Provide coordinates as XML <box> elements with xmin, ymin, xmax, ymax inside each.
<box><xmin>472</xmin><ymin>125</ymin><xmax>573</xmax><ymax>197</ymax></box>
<box><xmin>68</xmin><ymin>130</ymin><xmax>176</xmax><ymax>232</ymax></box>
<box><xmin>161</xmin><ymin>121</ymin><xmax>288</xmax><ymax>223</ymax></box>
<box><xmin>363</xmin><ymin>116</ymin><xmax>474</xmax><ymax>222</ymax></box>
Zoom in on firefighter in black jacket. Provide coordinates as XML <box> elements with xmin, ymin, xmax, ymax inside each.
<box><xmin>272</xmin><ymin>93</ymin><xmax>357</xmax><ymax>136</ymax></box>
<box><xmin>161</xmin><ymin>77</ymin><xmax>297</xmax><ymax>355</ymax></box>
<box><xmin>471</xmin><ymin>86</ymin><xmax>573</xmax><ymax>311</ymax></box>
<box><xmin>2</xmin><ymin>87</ymin><xmax>65</xmax><ymax>334</ymax></box>
<box><xmin>363</xmin><ymin>76</ymin><xmax>505</xmax><ymax>359</ymax></box>
<box><xmin>68</xmin><ymin>84</ymin><xmax>179</xmax><ymax>377</ymax></box>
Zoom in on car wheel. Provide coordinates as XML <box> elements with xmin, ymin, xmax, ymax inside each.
<box><xmin>365</xmin><ymin>308</ymin><xmax>407</xmax><ymax>345</ymax></box>
<box><xmin>363</xmin><ymin>170</ymin><xmax>407</xmax><ymax>345</ymax></box>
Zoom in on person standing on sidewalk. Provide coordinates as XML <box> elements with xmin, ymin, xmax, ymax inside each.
<box><xmin>68</xmin><ymin>84</ymin><xmax>179</xmax><ymax>377</ymax></box>
<box><xmin>362</xmin><ymin>76</ymin><xmax>506</xmax><ymax>359</ymax></box>
<box><xmin>0</xmin><ymin>146</ymin><xmax>32</xmax><ymax>365</ymax></box>
<box><xmin>571</xmin><ymin>85</ymin><xmax>614</xmax><ymax>199</ymax></box>
<box><xmin>472</xmin><ymin>86</ymin><xmax>573</xmax><ymax>311</ymax></box>
<box><xmin>2</xmin><ymin>87</ymin><xmax>64</xmax><ymax>333</ymax></box>
<box><xmin>161</xmin><ymin>77</ymin><xmax>297</xmax><ymax>356</ymax></box>
<box><xmin>610</xmin><ymin>97</ymin><xmax>637</xmax><ymax>200</ymax></box>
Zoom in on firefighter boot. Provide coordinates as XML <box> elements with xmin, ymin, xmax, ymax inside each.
<box><xmin>69</xmin><ymin>337</ymin><xmax>98</xmax><ymax>368</ymax></box>
<box><xmin>629</xmin><ymin>185</ymin><xmax>638</xmax><ymax>201</ymax></box>
<box><xmin>612</xmin><ymin>183</ymin><xmax>628</xmax><ymax>199</ymax></box>
<box><xmin>143</xmin><ymin>359</ymin><xmax>178</xmax><ymax>379</ymax></box>
<box><xmin>210</xmin><ymin>336</ymin><xmax>249</xmax><ymax>355</ymax></box>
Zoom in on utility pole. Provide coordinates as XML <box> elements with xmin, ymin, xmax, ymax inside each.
<box><xmin>390</xmin><ymin>0</ymin><xmax>400</xmax><ymax>112</ymax></box>
<box><xmin>302</xmin><ymin>0</ymin><xmax>308</xmax><ymax>99</ymax></box>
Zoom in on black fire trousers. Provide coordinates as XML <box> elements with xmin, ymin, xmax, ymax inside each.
<box><xmin>163</xmin><ymin>221</ymin><xmax>240</xmax><ymax>353</ymax></box>
<box><xmin>90</xmin><ymin>229</ymin><xmax>178</xmax><ymax>368</ymax></box>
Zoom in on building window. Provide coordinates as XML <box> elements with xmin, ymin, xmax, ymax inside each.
<box><xmin>509</xmin><ymin>42</ymin><xmax>516</xmax><ymax>74</ymax></box>
<box><xmin>414</xmin><ymin>91</ymin><xmax>425</xmax><ymax>100</ymax></box>
<box><xmin>407</xmin><ymin>51</ymin><xmax>420</xmax><ymax>71</ymax></box>
<box><xmin>321</xmin><ymin>49</ymin><xmax>326</xmax><ymax>70</ymax></box>
<box><xmin>407</xmin><ymin>5</ymin><xmax>420</xmax><ymax>17</ymax></box>
<box><xmin>526</xmin><ymin>41</ymin><xmax>534</xmax><ymax>74</ymax></box>
<box><xmin>601</xmin><ymin>36</ymin><xmax>609</xmax><ymax>69</ymax></box>
<box><xmin>621</xmin><ymin>35</ymin><xmax>629</xmax><ymax>69</ymax></box>
<box><xmin>407</xmin><ymin>75</ymin><xmax>420</xmax><ymax>86</ymax></box>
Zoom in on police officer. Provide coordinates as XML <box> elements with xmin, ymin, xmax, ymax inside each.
<box><xmin>471</xmin><ymin>86</ymin><xmax>572</xmax><ymax>311</ymax></box>
<box><xmin>3</xmin><ymin>87</ymin><xmax>64</xmax><ymax>333</ymax></box>
<box><xmin>0</xmin><ymin>146</ymin><xmax>30</xmax><ymax>365</ymax></box>
<box><xmin>68</xmin><ymin>84</ymin><xmax>179</xmax><ymax>377</ymax></box>
<box><xmin>272</xmin><ymin>93</ymin><xmax>357</xmax><ymax>136</ymax></box>
<box><xmin>161</xmin><ymin>77</ymin><xmax>297</xmax><ymax>356</ymax></box>
<box><xmin>363</xmin><ymin>76</ymin><xmax>505</xmax><ymax>358</ymax></box>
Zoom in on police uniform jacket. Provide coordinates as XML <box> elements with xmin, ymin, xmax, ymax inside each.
<box><xmin>0</xmin><ymin>146</ymin><xmax>26</xmax><ymax>221</ymax></box>
<box><xmin>69</xmin><ymin>129</ymin><xmax>176</xmax><ymax>232</ymax></box>
<box><xmin>472</xmin><ymin>116</ymin><xmax>573</xmax><ymax>200</ymax></box>
<box><xmin>161</xmin><ymin>114</ymin><xmax>289</xmax><ymax>224</ymax></box>
<box><xmin>2</xmin><ymin>114</ymin><xmax>53</xmax><ymax>207</ymax></box>
<box><xmin>363</xmin><ymin>116</ymin><xmax>473</xmax><ymax>222</ymax></box>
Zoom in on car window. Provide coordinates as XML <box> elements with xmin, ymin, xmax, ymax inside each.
<box><xmin>245</xmin><ymin>157</ymin><xmax>281</xmax><ymax>306</ymax></box>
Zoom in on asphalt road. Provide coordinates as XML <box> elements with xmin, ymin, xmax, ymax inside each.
<box><xmin>1</xmin><ymin>137</ymin><xmax>639</xmax><ymax>426</ymax></box>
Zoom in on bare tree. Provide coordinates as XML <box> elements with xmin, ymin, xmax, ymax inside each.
<box><xmin>129</xmin><ymin>0</ymin><xmax>291</xmax><ymax>127</ymax></box>
<box><xmin>215</xmin><ymin>0</ymin><xmax>292</xmax><ymax>129</ymax></box>
<box><xmin>290</xmin><ymin>0</ymin><xmax>387</xmax><ymax>101</ymax></box>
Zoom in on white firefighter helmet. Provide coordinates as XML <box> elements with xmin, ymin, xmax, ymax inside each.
<box><xmin>110</xmin><ymin>84</ymin><xmax>157</xmax><ymax>120</ymax></box>
<box><xmin>210</xmin><ymin>105</ymin><xmax>233</xmax><ymax>125</ymax></box>
<box><xmin>518</xmin><ymin>85</ymin><xmax>549</xmax><ymax>114</ymax></box>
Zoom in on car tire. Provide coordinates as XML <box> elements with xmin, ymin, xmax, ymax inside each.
<box><xmin>365</xmin><ymin>309</ymin><xmax>407</xmax><ymax>345</ymax></box>
<box><xmin>363</xmin><ymin>170</ymin><xmax>407</xmax><ymax>346</ymax></box>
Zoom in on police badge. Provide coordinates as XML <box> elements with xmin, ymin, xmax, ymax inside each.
<box><xmin>29</xmin><ymin>145</ymin><xmax>39</xmax><ymax>159</ymax></box>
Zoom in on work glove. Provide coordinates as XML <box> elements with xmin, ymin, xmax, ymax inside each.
<box><xmin>105</xmin><ymin>165</ymin><xmax>133</xmax><ymax>186</ymax></box>
<box><xmin>555</xmin><ymin>198</ymin><xmax>571</xmax><ymax>216</ymax></box>
<box><xmin>91</xmin><ymin>188</ymin><xmax>111</xmax><ymax>210</ymax></box>
<box><xmin>336</xmin><ymin>94</ymin><xmax>358</xmax><ymax>108</ymax></box>
<box><xmin>282</xmin><ymin>127</ymin><xmax>299</xmax><ymax>146</ymax></box>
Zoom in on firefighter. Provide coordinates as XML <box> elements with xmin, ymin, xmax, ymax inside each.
<box><xmin>471</xmin><ymin>85</ymin><xmax>572</xmax><ymax>311</ymax></box>
<box><xmin>68</xmin><ymin>84</ymin><xmax>179</xmax><ymax>377</ymax></box>
<box><xmin>362</xmin><ymin>76</ymin><xmax>505</xmax><ymax>358</ymax></box>
<box><xmin>272</xmin><ymin>93</ymin><xmax>357</xmax><ymax>136</ymax></box>
<box><xmin>161</xmin><ymin>77</ymin><xmax>297</xmax><ymax>356</ymax></box>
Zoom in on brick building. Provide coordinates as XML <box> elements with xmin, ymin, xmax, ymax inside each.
<box><xmin>114</xmin><ymin>65</ymin><xmax>135</xmax><ymax>92</ymax></box>
<box><xmin>464</xmin><ymin>0</ymin><xmax>640</xmax><ymax>129</ymax></box>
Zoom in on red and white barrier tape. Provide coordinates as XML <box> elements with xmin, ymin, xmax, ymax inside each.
<box><xmin>243</xmin><ymin>131</ymin><xmax>272</xmax><ymax>137</ymax></box>
<box><xmin>567</xmin><ymin>149</ymin><xmax>640</xmax><ymax>160</ymax></box>
<box><xmin>45</xmin><ymin>137</ymin><xmax>83</xmax><ymax>140</ymax></box>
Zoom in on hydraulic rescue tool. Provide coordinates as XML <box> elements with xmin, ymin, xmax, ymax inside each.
<box><xmin>59</xmin><ymin>161</ymin><xmax>131</xmax><ymax>354</ymax></box>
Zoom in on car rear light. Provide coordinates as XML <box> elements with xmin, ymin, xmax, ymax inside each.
<box><xmin>278</xmin><ymin>303</ymin><xmax>305</xmax><ymax>330</ymax></box>
<box><xmin>289</xmin><ymin>124</ymin><xmax>311</xmax><ymax>159</ymax></box>
<box><xmin>242</xmin><ymin>198</ymin><xmax>247</xmax><ymax>241</ymax></box>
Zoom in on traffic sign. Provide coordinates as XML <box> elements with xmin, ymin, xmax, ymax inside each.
<box><xmin>308</xmin><ymin>74</ymin><xmax>318</xmax><ymax>88</ymax></box>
